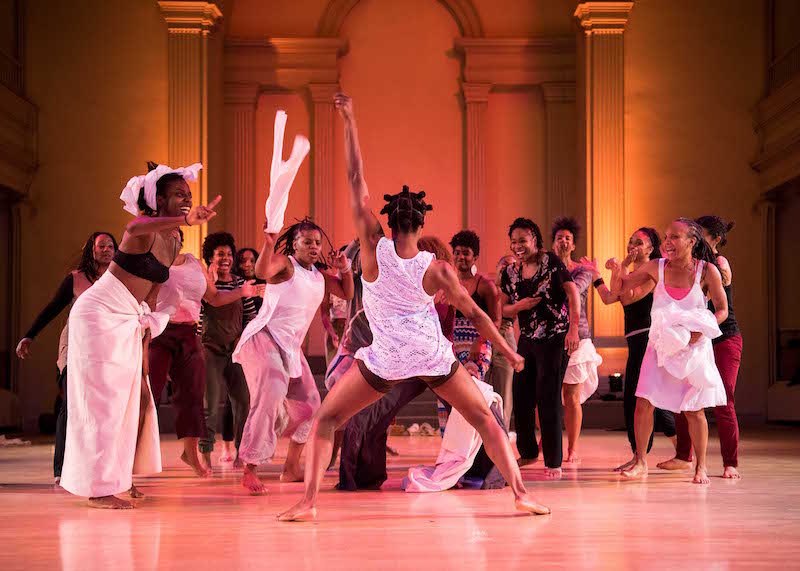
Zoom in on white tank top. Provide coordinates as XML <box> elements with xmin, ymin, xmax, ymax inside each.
<box><xmin>234</xmin><ymin>256</ymin><xmax>324</xmax><ymax>377</ymax></box>
<box><xmin>355</xmin><ymin>237</ymin><xmax>456</xmax><ymax>380</ymax></box>
<box><xmin>156</xmin><ymin>254</ymin><xmax>207</xmax><ymax>323</ymax></box>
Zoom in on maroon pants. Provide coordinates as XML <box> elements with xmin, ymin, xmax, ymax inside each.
<box><xmin>674</xmin><ymin>334</ymin><xmax>742</xmax><ymax>467</ymax></box>
<box><xmin>149</xmin><ymin>322</ymin><xmax>206</xmax><ymax>439</ymax></box>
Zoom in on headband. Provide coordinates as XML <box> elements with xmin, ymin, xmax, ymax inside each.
<box><xmin>119</xmin><ymin>163</ymin><xmax>203</xmax><ymax>216</ymax></box>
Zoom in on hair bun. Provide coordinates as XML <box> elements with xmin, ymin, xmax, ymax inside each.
<box><xmin>146</xmin><ymin>161</ymin><xmax>158</xmax><ymax>172</ymax></box>
<box><xmin>726</xmin><ymin>221</ymin><xmax>736</xmax><ymax>232</ymax></box>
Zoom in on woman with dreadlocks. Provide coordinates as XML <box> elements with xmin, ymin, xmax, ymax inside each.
<box><xmin>17</xmin><ymin>231</ymin><xmax>118</xmax><ymax>482</ymax></box>
<box><xmin>611</xmin><ymin>218</ymin><xmax>728</xmax><ymax>484</ymax></box>
<box><xmin>234</xmin><ymin>218</ymin><xmax>354</xmax><ymax>493</ymax></box>
<box><xmin>277</xmin><ymin>93</ymin><xmax>549</xmax><ymax>522</ymax></box>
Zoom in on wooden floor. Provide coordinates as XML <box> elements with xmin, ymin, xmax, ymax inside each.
<box><xmin>1</xmin><ymin>427</ymin><xmax>799</xmax><ymax>570</ymax></box>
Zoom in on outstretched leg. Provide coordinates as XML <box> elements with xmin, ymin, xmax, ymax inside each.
<box><xmin>278</xmin><ymin>363</ymin><xmax>384</xmax><ymax>521</ymax></box>
<box><xmin>432</xmin><ymin>367</ymin><xmax>549</xmax><ymax>515</ymax></box>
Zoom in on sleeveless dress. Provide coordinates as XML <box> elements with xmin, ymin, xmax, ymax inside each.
<box><xmin>355</xmin><ymin>237</ymin><xmax>456</xmax><ymax>381</ymax></box>
<box><xmin>452</xmin><ymin>276</ymin><xmax>492</xmax><ymax>381</ymax></box>
<box><xmin>636</xmin><ymin>260</ymin><xmax>727</xmax><ymax>413</ymax></box>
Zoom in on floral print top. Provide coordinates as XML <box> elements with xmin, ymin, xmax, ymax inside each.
<box><xmin>501</xmin><ymin>252</ymin><xmax>573</xmax><ymax>341</ymax></box>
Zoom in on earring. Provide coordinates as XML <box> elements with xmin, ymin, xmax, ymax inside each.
<box><xmin>471</xmin><ymin>264</ymin><xmax>478</xmax><ymax>276</ymax></box>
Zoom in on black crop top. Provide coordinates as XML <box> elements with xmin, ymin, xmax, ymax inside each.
<box><xmin>113</xmin><ymin>237</ymin><xmax>171</xmax><ymax>284</ymax></box>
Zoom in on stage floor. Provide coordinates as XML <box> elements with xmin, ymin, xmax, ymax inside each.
<box><xmin>1</xmin><ymin>427</ymin><xmax>799</xmax><ymax>570</ymax></box>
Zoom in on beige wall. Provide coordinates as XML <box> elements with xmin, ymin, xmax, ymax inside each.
<box><xmin>625</xmin><ymin>0</ymin><xmax>766</xmax><ymax>418</ymax></box>
<box><xmin>12</xmin><ymin>0</ymin><xmax>772</xmax><ymax>427</ymax></box>
<box><xmin>17</xmin><ymin>1</ymin><xmax>168</xmax><ymax>429</ymax></box>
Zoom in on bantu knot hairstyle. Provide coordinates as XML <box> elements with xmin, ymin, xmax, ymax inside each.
<box><xmin>380</xmin><ymin>185</ymin><xmax>433</xmax><ymax>233</ymax></box>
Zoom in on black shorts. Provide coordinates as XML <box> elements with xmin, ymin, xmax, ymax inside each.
<box><xmin>356</xmin><ymin>359</ymin><xmax>460</xmax><ymax>394</ymax></box>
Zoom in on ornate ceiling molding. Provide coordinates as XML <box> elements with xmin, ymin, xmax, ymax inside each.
<box><xmin>158</xmin><ymin>1</ymin><xmax>223</xmax><ymax>33</ymax></box>
<box><xmin>454</xmin><ymin>38</ymin><xmax>576</xmax><ymax>86</ymax></box>
<box><xmin>574</xmin><ymin>2</ymin><xmax>634</xmax><ymax>34</ymax></box>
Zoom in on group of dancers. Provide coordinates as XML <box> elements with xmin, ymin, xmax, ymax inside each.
<box><xmin>16</xmin><ymin>93</ymin><xmax>742</xmax><ymax>518</ymax></box>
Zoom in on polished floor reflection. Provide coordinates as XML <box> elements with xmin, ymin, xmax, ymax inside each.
<box><xmin>1</xmin><ymin>427</ymin><xmax>798</xmax><ymax>570</ymax></box>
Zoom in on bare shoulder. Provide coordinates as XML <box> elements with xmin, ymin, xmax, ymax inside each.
<box><xmin>702</xmin><ymin>260</ymin><xmax>723</xmax><ymax>284</ymax></box>
<box><xmin>478</xmin><ymin>273</ymin><xmax>499</xmax><ymax>294</ymax></box>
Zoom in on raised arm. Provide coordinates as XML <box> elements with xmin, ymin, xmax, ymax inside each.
<box><xmin>334</xmin><ymin>93</ymin><xmax>383</xmax><ymax>251</ymax></box>
<box><xmin>611</xmin><ymin>259</ymin><xmax>659</xmax><ymax>297</ymax></box>
<box><xmin>254</xmin><ymin>230</ymin><xmax>291</xmax><ymax>282</ymax></box>
<box><xmin>322</xmin><ymin>249</ymin><xmax>355</xmax><ymax>301</ymax></box>
<box><xmin>426</xmin><ymin>261</ymin><xmax>524</xmax><ymax>371</ymax></box>
<box><xmin>579</xmin><ymin>257</ymin><xmax>619</xmax><ymax>305</ymax></box>
<box><xmin>126</xmin><ymin>195</ymin><xmax>221</xmax><ymax>236</ymax></box>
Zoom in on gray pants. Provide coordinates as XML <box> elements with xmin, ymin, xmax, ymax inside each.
<box><xmin>485</xmin><ymin>323</ymin><xmax>516</xmax><ymax>430</ymax></box>
<box><xmin>200</xmin><ymin>346</ymin><xmax>250</xmax><ymax>454</ymax></box>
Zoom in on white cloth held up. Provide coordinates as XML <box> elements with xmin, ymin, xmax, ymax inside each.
<box><xmin>264</xmin><ymin>110</ymin><xmax>310</xmax><ymax>232</ymax></box>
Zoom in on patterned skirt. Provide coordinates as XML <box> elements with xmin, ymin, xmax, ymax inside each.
<box><xmin>452</xmin><ymin>316</ymin><xmax>492</xmax><ymax>381</ymax></box>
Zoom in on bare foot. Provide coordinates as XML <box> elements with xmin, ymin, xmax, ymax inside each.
<box><xmin>657</xmin><ymin>457</ymin><xmax>693</xmax><ymax>471</ymax></box>
<box><xmin>280</xmin><ymin>464</ymin><xmax>304</xmax><ymax>483</ymax></box>
<box><xmin>515</xmin><ymin>494</ymin><xmax>551</xmax><ymax>515</ymax></box>
<box><xmin>613</xmin><ymin>455</ymin><xmax>637</xmax><ymax>472</ymax></box>
<box><xmin>692</xmin><ymin>466</ymin><xmax>711</xmax><ymax>485</ymax></box>
<box><xmin>180</xmin><ymin>450</ymin><xmax>212</xmax><ymax>477</ymax></box>
<box><xmin>199</xmin><ymin>452</ymin><xmax>212</xmax><ymax>472</ymax></box>
<box><xmin>544</xmin><ymin>467</ymin><xmax>562</xmax><ymax>480</ymax></box>
<box><xmin>621</xmin><ymin>461</ymin><xmax>648</xmax><ymax>480</ymax></box>
<box><xmin>517</xmin><ymin>457</ymin><xmax>538</xmax><ymax>468</ymax></box>
<box><xmin>242</xmin><ymin>465</ymin><xmax>266</xmax><ymax>495</ymax></box>
<box><xmin>54</xmin><ymin>476</ymin><xmax>61</xmax><ymax>485</ymax></box>
<box><xmin>722</xmin><ymin>466</ymin><xmax>741</xmax><ymax>479</ymax></box>
<box><xmin>219</xmin><ymin>441</ymin><xmax>235</xmax><ymax>463</ymax></box>
<box><xmin>277</xmin><ymin>500</ymin><xmax>317</xmax><ymax>522</ymax></box>
<box><xmin>88</xmin><ymin>495</ymin><xmax>133</xmax><ymax>509</ymax></box>
<box><xmin>386</xmin><ymin>444</ymin><xmax>399</xmax><ymax>456</ymax></box>
<box><xmin>128</xmin><ymin>484</ymin><xmax>145</xmax><ymax>499</ymax></box>
<box><xmin>565</xmin><ymin>450</ymin><xmax>580</xmax><ymax>464</ymax></box>
<box><xmin>233</xmin><ymin>455</ymin><xmax>244</xmax><ymax>469</ymax></box>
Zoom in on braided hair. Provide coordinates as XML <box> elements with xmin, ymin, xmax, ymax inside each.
<box><xmin>675</xmin><ymin>218</ymin><xmax>716</xmax><ymax>266</ymax></box>
<box><xmin>380</xmin><ymin>186</ymin><xmax>432</xmax><ymax>234</ymax></box>
<box><xmin>137</xmin><ymin>161</ymin><xmax>185</xmax><ymax>217</ymax></box>
<box><xmin>696</xmin><ymin>215</ymin><xmax>735</xmax><ymax>247</ymax></box>
<box><xmin>274</xmin><ymin>217</ymin><xmax>334</xmax><ymax>269</ymax></box>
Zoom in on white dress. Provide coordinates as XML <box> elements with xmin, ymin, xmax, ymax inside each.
<box><xmin>636</xmin><ymin>260</ymin><xmax>727</xmax><ymax>413</ymax></box>
<box><xmin>355</xmin><ymin>237</ymin><xmax>456</xmax><ymax>380</ymax></box>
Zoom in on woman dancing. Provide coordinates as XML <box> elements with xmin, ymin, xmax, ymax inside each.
<box><xmin>551</xmin><ymin>217</ymin><xmax>601</xmax><ymax>463</ymax></box>
<box><xmin>500</xmin><ymin>217</ymin><xmax>580</xmax><ymax>480</ymax></box>
<box><xmin>235</xmin><ymin>219</ymin><xmax>354</xmax><ymax>493</ymax></box>
<box><xmin>581</xmin><ymin>227</ymin><xmax>677</xmax><ymax>472</ymax></box>
<box><xmin>450</xmin><ymin>230</ymin><xmax>500</xmax><ymax>382</ymax></box>
<box><xmin>612</xmin><ymin>218</ymin><xmax>728</xmax><ymax>484</ymax></box>
<box><xmin>60</xmin><ymin>162</ymin><xmax>219</xmax><ymax>508</ymax></box>
<box><xmin>17</xmin><ymin>231</ymin><xmax>117</xmax><ymax>482</ymax></box>
<box><xmin>658</xmin><ymin>216</ymin><xmax>743</xmax><ymax>479</ymax></box>
<box><xmin>149</xmin><ymin>230</ymin><xmax>258</xmax><ymax>476</ymax></box>
<box><xmin>277</xmin><ymin>93</ymin><xmax>548</xmax><ymax>521</ymax></box>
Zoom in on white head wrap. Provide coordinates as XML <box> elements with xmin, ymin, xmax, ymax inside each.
<box><xmin>119</xmin><ymin>163</ymin><xmax>203</xmax><ymax>216</ymax></box>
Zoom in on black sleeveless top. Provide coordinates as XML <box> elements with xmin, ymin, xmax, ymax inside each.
<box><xmin>113</xmin><ymin>237</ymin><xmax>171</xmax><ymax>284</ymax></box>
<box><xmin>709</xmin><ymin>284</ymin><xmax>739</xmax><ymax>343</ymax></box>
<box><xmin>623</xmin><ymin>292</ymin><xmax>653</xmax><ymax>336</ymax></box>
<box><xmin>455</xmin><ymin>276</ymin><xmax>489</xmax><ymax>318</ymax></box>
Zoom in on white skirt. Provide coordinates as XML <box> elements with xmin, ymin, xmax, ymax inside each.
<box><xmin>562</xmin><ymin>339</ymin><xmax>602</xmax><ymax>405</ymax></box>
<box><xmin>60</xmin><ymin>272</ymin><xmax>166</xmax><ymax>498</ymax></box>
<box><xmin>636</xmin><ymin>340</ymin><xmax>727</xmax><ymax>413</ymax></box>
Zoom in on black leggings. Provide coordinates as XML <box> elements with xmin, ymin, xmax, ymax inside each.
<box><xmin>54</xmin><ymin>367</ymin><xmax>68</xmax><ymax>478</ymax></box>
<box><xmin>625</xmin><ymin>332</ymin><xmax>676</xmax><ymax>454</ymax></box>
<box><xmin>512</xmin><ymin>334</ymin><xmax>568</xmax><ymax>468</ymax></box>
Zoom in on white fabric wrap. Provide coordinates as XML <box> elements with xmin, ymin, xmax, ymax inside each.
<box><xmin>264</xmin><ymin>110</ymin><xmax>310</xmax><ymax>232</ymax></box>
<box><xmin>119</xmin><ymin>163</ymin><xmax>203</xmax><ymax>216</ymax></box>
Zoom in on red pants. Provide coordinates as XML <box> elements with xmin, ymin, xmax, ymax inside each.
<box><xmin>674</xmin><ymin>334</ymin><xmax>742</xmax><ymax>467</ymax></box>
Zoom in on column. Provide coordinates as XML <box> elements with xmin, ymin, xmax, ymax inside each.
<box><xmin>463</xmin><ymin>82</ymin><xmax>491</xmax><ymax>237</ymax></box>
<box><xmin>575</xmin><ymin>2</ymin><xmax>633</xmax><ymax>338</ymax></box>
<box><xmin>224</xmin><ymin>83</ymin><xmax>258</xmax><ymax>248</ymax></box>
<box><xmin>309</xmin><ymin>83</ymin><xmax>340</xmax><ymax>245</ymax></box>
<box><xmin>542</xmin><ymin>82</ymin><xmax>577</xmax><ymax>231</ymax></box>
<box><xmin>158</xmin><ymin>1</ymin><xmax>222</xmax><ymax>258</ymax></box>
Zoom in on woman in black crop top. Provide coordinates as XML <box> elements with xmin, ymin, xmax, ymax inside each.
<box><xmin>662</xmin><ymin>216</ymin><xmax>743</xmax><ymax>479</ymax></box>
<box><xmin>450</xmin><ymin>230</ymin><xmax>500</xmax><ymax>383</ymax></box>
<box><xmin>60</xmin><ymin>162</ymin><xmax>220</xmax><ymax>510</ymax></box>
<box><xmin>16</xmin><ymin>231</ymin><xmax>117</xmax><ymax>481</ymax></box>
<box><xmin>581</xmin><ymin>227</ymin><xmax>676</xmax><ymax>472</ymax></box>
